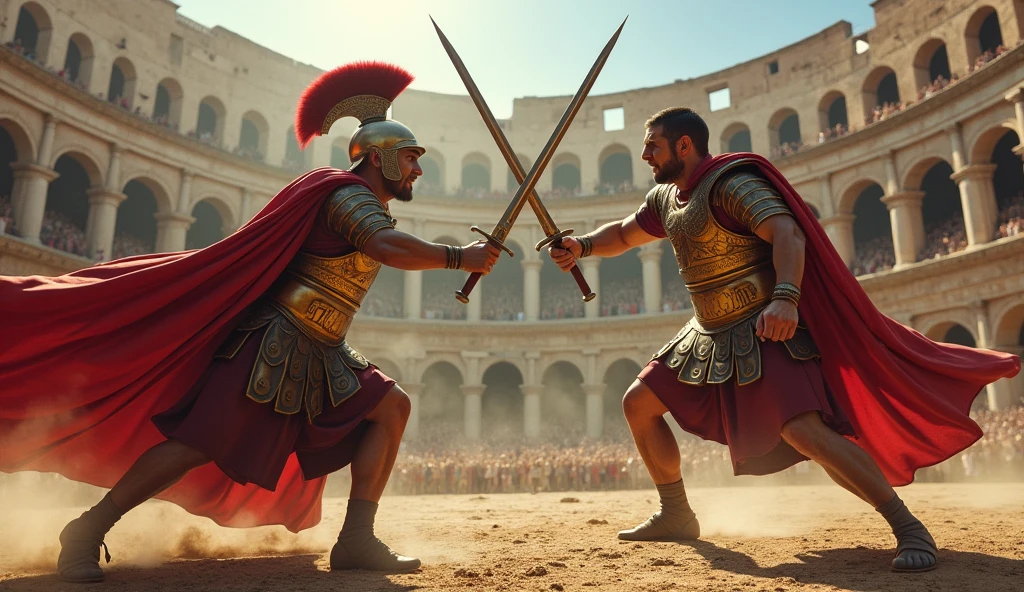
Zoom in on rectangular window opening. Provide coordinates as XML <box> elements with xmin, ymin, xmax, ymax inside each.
<box><xmin>603</xmin><ymin>107</ymin><xmax>625</xmax><ymax>131</ymax></box>
<box><xmin>768</xmin><ymin>61</ymin><xmax>779</xmax><ymax>75</ymax></box>
<box><xmin>708</xmin><ymin>87</ymin><xmax>731</xmax><ymax>112</ymax></box>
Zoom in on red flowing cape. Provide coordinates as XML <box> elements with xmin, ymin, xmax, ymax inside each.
<box><xmin>692</xmin><ymin>153</ymin><xmax>1020</xmax><ymax>485</ymax></box>
<box><xmin>0</xmin><ymin>168</ymin><xmax>369</xmax><ymax>532</ymax></box>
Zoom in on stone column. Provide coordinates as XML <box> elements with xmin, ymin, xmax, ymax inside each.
<box><xmin>970</xmin><ymin>302</ymin><xmax>1003</xmax><ymax>411</ymax></box>
<box><xmin>991</xmin><ymin>345</ymin><xmax>1024</xmax><ymax>410</ymax></box>
<box><xmin>38</xmin><ymin>115</ymin><xmax>58</xmax><ymax>168</ymax></box>
<box><xmin>581</xmin><ymin>258</ymin><xmax>601</xmax><ymax>318</ymax></box>
<box><xmin>639</xmin><ymin>243</ymin><xmax>662</xmax><ymax>314</ymax></box>
<box><xmin>461</xmin><ymin>383</ymin><xmax>484</xmax><ymax>440</ymax></box>
<box><xmin>239</xmin><ymin>189</ymin><xmax>253</xmax><ymax>229</ymax></box>
<box><xmin>882</xmin><ymin>151</ymin><xmax>899</xmax><ymax>196</ymax></box>
<box><xmin>85</xmin><ymin>188</ymin><xmax>126</xmax><ymax>260</ymax></box>
<box><xmin>583</xmin><ymin>383</ymin><xmax>604</xmax><ymax>439</ymax></box>
<box><xmin>881</xmin><ymin>192</ymin><xmax>925</xmax><ymax>268</ymax></box>
<box><xmin>950</xmin><ymin>164</ymin><xmax>998</xmax><ymax>247</ymax></box>
<box><xmin>818</xmin><ymin>214</ymin><xmax>855</xmax><ymax>266</ymax></box>
<box><xmin>177</xmin><ymin>169</ymin><xmax>194</xmax><ymax>214</ymax></box>
<box><xmin>404</xmin><ymin>270</ymin><xmax>423</xmax><ymax>319</ymax></box>
<box><xmin>947</xmin><ymin>124</ymin><xmax>966</xmax><ymax>171</ymax></box>
<box><xmin>10</xmin><ymin>164</ymin><xmax>58</xmax><ymax>242</ymax></box>
<box><xmin>1005</xmin><ymin>88</ymin><xmax>1024</xmax><ymax>148</ymax></box>
<box><xmin>403</xmin><ymin>382</ymin><xmax>423</xmax><ymax>439</ymax></box>
<box><xmin>467</xmin><ymin>281</ymin><xmax>482</xmax><ymax>322</ymax></box>
<box><xmin>818</xmin><ymin>174</ymin><xmax>835</xmax><ymax>218</ymax></box>
<box><xmin>523</xmin><ymin>257</ymin><xmax>541</xmax><ymax>321</ymax></box>
<box><xmin>154</xmin><ymin>212</ymin><xmax>194</xmax><ymax>253</ymax></box>
<box><xmin>522</xmin><ymin>384</ymin><xmax>542</xmax><ymax>439</ymax></box>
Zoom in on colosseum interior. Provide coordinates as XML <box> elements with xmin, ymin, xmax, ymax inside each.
<box><xmin>1</xmin><ymin>0</ymin><xmax>1022</xmax><ymax>443</ymax></box>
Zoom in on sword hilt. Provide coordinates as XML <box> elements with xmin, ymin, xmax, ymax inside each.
<box><xmin>455</xmin><ymin>226</ymin><xmax>515</xmax><ymax>303</ymax></box>
<box><xmin>536</xmin><ymin>229</ymin><xmax>596</xmax><ymax>302</ymax></box>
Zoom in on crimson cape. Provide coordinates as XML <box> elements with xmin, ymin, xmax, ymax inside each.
<box><xmin>687</xmin><ymin>153</ymin><xmax>1020</xmax><ymax>484</ymax></box>
<box><xmin>0</xmin><ymin>168</ymin><xmax>370</xmax><ymax>532</ymax></box>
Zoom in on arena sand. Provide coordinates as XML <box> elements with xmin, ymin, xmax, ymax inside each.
<box><xmin>1</xmin><ymin>481</ymin><xmax>1021</xmax><ymax>591</ymax></box>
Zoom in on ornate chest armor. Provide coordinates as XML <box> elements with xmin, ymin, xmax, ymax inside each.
<box><xmin>649</xmin><ymin>159</ymin><xmax>817</xmax><ymax>386</ymax></box>
<box><xmin>216</xmin><ymin>184</ymin><xmax>394</xmax><ymax>422</ymax></box>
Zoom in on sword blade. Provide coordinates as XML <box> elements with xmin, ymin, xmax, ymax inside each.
<box><xmin>431</xmin><ymin>17</ymin><xmax>559</xmax><ymax>237</ymax></box>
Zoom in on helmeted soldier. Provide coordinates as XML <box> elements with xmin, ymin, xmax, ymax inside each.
<box><xmin>0</xmin><ymin>62</ymin><xmax>499</xmax><ymax>583</ymax></box>
<box><xmin>548</xmin><ymin>107</ymin><xmax>1019</xmax><ymax>573</ymax></box>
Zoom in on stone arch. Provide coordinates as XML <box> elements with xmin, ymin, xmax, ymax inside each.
<box><xmin>551</xmin><ymin>152</ymin><xmax>581</xmax><ymax>193</ymax></box>
<box><xmin>461</xmin><ymin>152</ymin><xmax>491</xmax><ymax>192</ymax></box>
<box><xmin>115</xmin><ymin>178</ymin><xmax>169</xmax><ymax>256</ymax></box>
<box><xmin>985</xmin><ymin>130</ymin><xmax>1024</xmax><ymax>208</ymax></box>
<box><xmin>153</xmin><ymin>78</ymin><xmax>184</xmax><ymax>129</ymax></box>
<box><xmin>917</xmin><ymin>160</ymin><xmax>963</xmax><ymax>259</ymax></box>
<box><xmin>920</xmin><ymin>315</ymin><xmax>979</xmax><ymax>344</ymax></box>
<box><xmin>848</xmin><ymin>182</ymin><xmax>894</xmax><ymax>275</ymax></box>
<box><xmin>507</xmin><ymin>152</ymin><xmax>533</xmax><ymax>193</ymax></box>
<box><xmin>420</xmin><ymin>361</ymin><xmax>464</xmax><ymax>432</ymax></box>
<box><xmin>330</xmin><ymin>136</ymin><xmax>350</xmax><ymax>170</ymax></box>
<box><xmin>862</xmin><ymin>66</ymin><xmax>900</xmax><ymax>116</ymax></box>
<box><xmin>768</xmin><ymin>108</ymin><xmax>801</xmax><ymax>150</ymax></box>
<box><xmin>195</xmin><ymin>96</ymin><xmax>226</xmax><ymax>143</ymax></box>
<box><xmin>912</xmin><ymin>39</ymin><xmax>951</xmax><ymax>92</ymax></box>
<box><xmin>43</xmin><ymin>153</ymin><xmax>97</xmax><ymax>253</ymax></box>
<box><xmin>0</xmin><ymin>116</ymin><xmax>36</xmax><ymax>167</ymax></box>
<box><xmin>818</xmin><ymin>91</ymin><xmax>848</xmax><ymax>132</ymax></box>
<box><xmin>720</xmin><ymin>122</ymin><xmax>752</xmax><ymax>153</ymax></box>
<box><xmin>602</xmin><ymin>358</ymin><xmax>642</xmax><ymax>436</ymax></box>
<box><xmin>107</xmin><ymin>57</ymin><xmax>137</xmax><ymax>109</ymax></box>
<box><xmin>992</xmin><ymin>299</ymin><xmax>1024</xmax><ymax>346</ymax></box>
<box><xmin>418</xmin><ymin>149</ymin><xmax>444</xmax><ymax>190</ymax></box>
<box><xmin>373</xmin><ymin>358</ymin><xmax>403</xmax><ymax>383</ymax></box>
<box><xmin>481</xmin><ymin>361</ymin><xmax>524</xmax><ymax>439</ymax></box>
<box><xmin>482</xmin><ymin>239</ymin><xmax>524</xmax><ymax>321</ymax></box>
<box><xmin>186</xmin><ymin>197</ymin><xmax>233</xmax><ymax>249</ymax></box>
<box><xmin>541</xmin><ymin>360</ymin><xmax>586</xmax><ymax>439</ymax></box>
<box><xmin>965</xmin><ymin>6</ymin><xmax>1003</xmax><ymax>66</ymax></box>
<box><xmin>598</xmin><ymin>143</ymin><xmax>632</xmax><ymax>190</ymax></box>
<box><xmin>238</xmin><ymin>110</ymin><xmax>269</xmax><ymax>158</ymax></box>
<box><xmin>49</xmin><ymin>147</ymin><xmax>104</xmax><ymax>188</ymax></box>
<box><xmin>13</xmin><ymin>2</ymin><xmax>53</xmax><ymax>64</ymax></box>
<box><xmin>837</xmin><ymin>178</ymin><xmax>886</xmax><ymax>215</ymax></box>
<box><xmin>902</xmin><ymin>155</ymin><xmax>952</xmax><ymax>191</ymax></box>
<box><xmin>63</xmin><ymin>32</ymin><xmax>95</xmax><ymax>87</ymax></box>
<box><xmin>968</xmin><ymin>122</ymin><xmax>1018</xmax><ymax>164</ymax></box>
<box><xmin>422</xmin><ymin>234</ymin><xmax>464</xmax><ymax>320</ymax></box>
<box><xmin>600</xmin><ymin>247</ymin><xmax>642</xmax><ymax>316</ymax></box>
<box><xmin>807</xmin><ymin>203</ymin><xmax>821</xmax><ymax>219</ymax></box>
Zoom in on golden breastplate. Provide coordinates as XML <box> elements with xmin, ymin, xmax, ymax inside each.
<box><xmin>663</xmin><ymin>166</ymin><xmax>775</xmax><ymax>332</ymax></box>
<box><xmin>267</xmin><ymin>250</ymin><xmax>381</xmax><ymax>346</ymax></box>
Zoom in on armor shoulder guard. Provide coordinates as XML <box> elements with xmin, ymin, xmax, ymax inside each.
<box><xmin>325</xmin><ymin>185</ymin><xmax>395</xmax><ymax>249</ymax></box>
<box><xmin>643</xmin><ymin>184</ymin><xmax>675</xmax><ymax>219</ymax></box>
<box><xmin>711</xmin><ymin>166</ymin><xmax>793</xmax><ymax>232</ymax></box>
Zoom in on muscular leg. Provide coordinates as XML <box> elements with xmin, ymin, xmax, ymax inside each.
<box><xmin>781</xmin><ymin>411</ymin><xmax>937</xmax><ymax>572</ymax></box>
<box><xmin>331</xmin><ymin>385</ymin><xmax>420</xmax><ymax>572</ymax></box>
<box><xmin>58</xmin><ymin>439</ymin><xmax>210</xmax><ymax>583</ymax></box>
<box><xmin>617</xmin><ymin>379</ymin><xmax>700</xmax><ymax>542</ymax></box>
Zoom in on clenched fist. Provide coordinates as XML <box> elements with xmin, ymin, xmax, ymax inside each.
<box><xmin>547</xmin><ymin>237</ymin><xmax>581</xmax><ymax>272</ymax></box>
<box><xmin>461</xmin><ymin>240</ymin><xmax>501</xmax><ymax>274</ymax></box>
<box><xmin>756</xmin><ymin>300</ymin><xmax>798</xmax><ymax>342</ymax></box>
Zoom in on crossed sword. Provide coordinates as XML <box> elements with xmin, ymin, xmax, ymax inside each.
<box><xmin>431</xmin><ymin>17</ymin><xmax>626</xmax><ymax>304</ymax></box>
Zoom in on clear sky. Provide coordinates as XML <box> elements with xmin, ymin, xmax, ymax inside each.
<box><xmin>173</xmin><ymin>0</ymin><xmax>876</xmax><ymax>118</ymax></box>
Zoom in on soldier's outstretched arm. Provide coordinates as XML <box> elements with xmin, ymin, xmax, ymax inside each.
<box><xmin>547</xmin><ymin>213</ymin><xmax>656</xmax><ymax>272</ymax></box>
<box><xmin>362</xmin><ymin>228</ymin><xmax>498</xmax><ymax>273</ymax></box>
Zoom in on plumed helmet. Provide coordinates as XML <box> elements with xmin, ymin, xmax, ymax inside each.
<box><xmin>295</xmin><ymin>62</ymin><xmax>424</xmax><ymax>181</ymax></box>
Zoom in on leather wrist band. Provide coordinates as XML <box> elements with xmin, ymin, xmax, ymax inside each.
<box><xmin>771</xmin><ymin>282</ymin><xmax>801</xmax><ymax>307</ymax></box>
<box><xmin>577</xmin><ymin>235</ymin><xmax>595</xmax><ymax>258</ymax></box>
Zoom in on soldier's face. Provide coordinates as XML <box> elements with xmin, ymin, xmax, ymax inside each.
<box><xmin>387</xmin><ymin>148</ymin><xmax>423</xmax><ymax>202</ymax></box>
<box><xmin>642</xmin><ymin>125</ymin><xmax>687</xmax><ymax>184</ymax></box>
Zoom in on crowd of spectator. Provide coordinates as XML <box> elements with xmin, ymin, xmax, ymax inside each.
<box><xmin>850</xmin><ymin>235</ymin><xmax>897</xmax><ymax>276</ymax></box>
<box><xmin>600</xmin><ymin>278</ymin><xmax>645</xmax><ymax>316</ymax></box>
<box><xmin>661</xmin><ymin>281</ymin><xmax>690</xmax><ymax>312</ymax></box>
<box><xmin>918</xmin><ymin>215</ymin><xmax>969</xmax><ymax>260</ymax></box>
<box><xmin>362</xmin><ymin>289</ymin><xmax>403</xmax><ymax>318</ymax></box>
<box><xmin>232</xmin><ymin>144</ymin><xmax>265</xmax><ymax>163</ymax></box>
<box><xmin>38</xmin><ymin>210</ymin><xmax>88</xmax><ymax>256</ymax></box>
<box><xmin>594</xmin><ymin>181</ymin><xmax>636</xmax><ymax>196</ymax></box>
<box><xmin>540</xmin><ymin>282</ymin><xmax>586</xmax><ymax>320</ymax></box>
<box><xmin>422</xmin><ymin>283</ymin><xmax>467</xmax><ymax>320</ymax></box>
<box><xmin>109</xmin><ymin>232</ymin><xmax>152</xmax><ymax>260</ymax></box>
<box><xmin>362</xmin><ymin>403</ymin><xmax>1024</xmax><ymax>497</ymax></box>
<box><xmin>997</xmin><ymin>194</ymin><xmax>1024</xmax><ymax>238</ymax></box>
<box><xmin>817</xmin><ymin>123</ymin><xmax>850</xmax><ymax>144</ymax></box>
<box><xmin>481</xmin><ymin>290</ymin><xmax>525</xmax><ymax>321</ymax></box>
<box><xmin>770</xmin><ymin>141</ymin><xmax>805</xmax><ymax>159</ymax></box>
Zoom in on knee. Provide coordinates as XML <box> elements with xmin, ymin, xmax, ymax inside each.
<box><xmin>621</xmin><ymin>380</ymin><xmax>661</xmax><ymax>422</ymax></box>
<box><xmin>381</xmin><ymin>386</ymin><xmax>412</xmax><ymax>425</ymax></box>
<box><xmin>780</xmin><ymin>412</ymin><xmax>826</xmax><ymax>458</ymax></box>
<box><xmin>168</xmin><ymin>439</ymin><xmax>211</xmax><ymax>469</ymax></box>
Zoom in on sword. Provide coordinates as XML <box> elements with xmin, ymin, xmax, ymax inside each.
<box><xmin>432</xmin><ymin>17</ymin><xmax>599</xmax><ymax>303</ymax></box>
<box><xmin>445</xmin><ymin>18</ymin><xmax>626</xmax><ymax>303</ymax></box>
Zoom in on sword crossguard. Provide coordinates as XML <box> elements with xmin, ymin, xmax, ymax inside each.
<box><xmin>534</xmin><ymin>228</ymin><xmax>597</xmax><ymax>303</ymax></box>
<box><xmin>471</xmin><ymin>226</ymin><xmax>515</xmax><ymax>257</ymax></box>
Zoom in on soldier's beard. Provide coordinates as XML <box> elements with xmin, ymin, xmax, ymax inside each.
<box><xmin>653</xmin><ymin>155</ymin><xmax>686</xmax><ymax>184</ymax></box>
<box><xmin>386</xmin><ymin>176</ymin><xmax>414</xmax><ymax>202</ymax></box>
